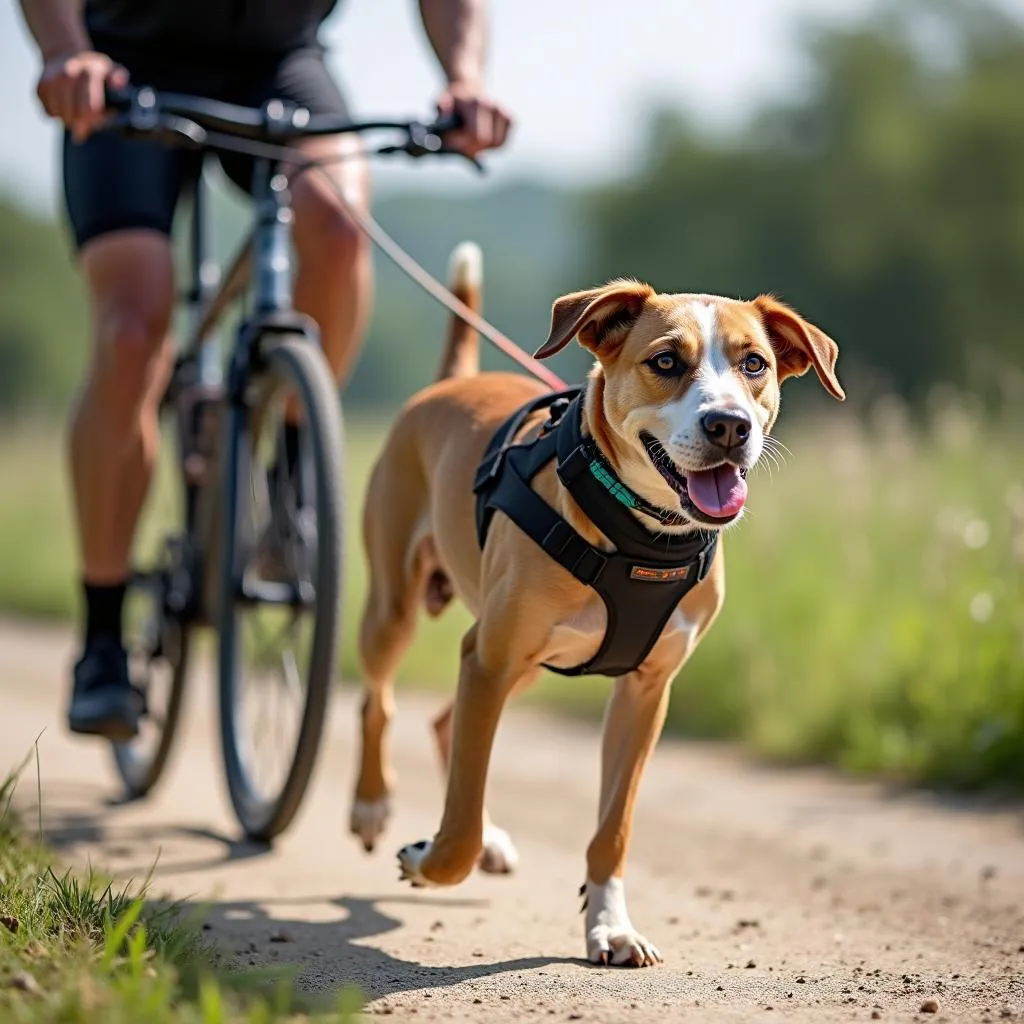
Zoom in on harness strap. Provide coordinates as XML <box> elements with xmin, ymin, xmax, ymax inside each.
<box><xmin>483</xmin><ymin>450</ymin><xmax>609</xmax><ymax>587</ymax></box>
<box><xmin>473</xmin><ymin>388</ymin><xmax>718</xmax><ymax>678</ymax></box>
<box><xmin>474</xmin><ymin>389</ymin><xmax>578</xmax><ymax>548</ymax></box>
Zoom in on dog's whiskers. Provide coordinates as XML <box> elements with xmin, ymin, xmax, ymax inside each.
<box><xmin>752</xmin><ymin>449</ymin><xmax>781</xmax><ymax>480</ymax></box>
<box><xmin>762</xmin><ymin>435</ymin><xmax>791</xmax><ymax>466</ymax></box>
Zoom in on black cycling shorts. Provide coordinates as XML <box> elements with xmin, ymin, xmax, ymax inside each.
<box><xmin>63</xmin><ymin>46</ymin><xmax>349</xmax><ymax>250</ymax></box>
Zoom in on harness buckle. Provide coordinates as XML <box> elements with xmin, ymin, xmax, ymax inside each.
<box><xmin>555</xmin><ymin>442</ymin><xmax>592</xmax><ymax>485</ymax></box>
<box><xmin>695</xmin><ymin>540</ymin><xmax>717</xmax><ymax>582</ymax></box>
<box><xmin>541</xmin><ymin>395</ymin><xmax>572</xmax><ymax>435</ymax></box>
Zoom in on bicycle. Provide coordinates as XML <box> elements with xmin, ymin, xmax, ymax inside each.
<box><xmin>102</xmin><ymin>84</ymin><xmax>472</xmax><ymax>841</ymax></box>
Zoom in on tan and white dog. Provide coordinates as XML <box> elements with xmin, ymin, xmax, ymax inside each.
<box><xmin>349</xmin><ymin>242</ymin><xmax>844</xmax><ymax>966</ymax></box>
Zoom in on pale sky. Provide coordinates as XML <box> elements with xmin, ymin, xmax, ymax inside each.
<box><xmin>0</xmin><ymin>0</ymin><xmax>926</xmax><ymax>213</ymax></box>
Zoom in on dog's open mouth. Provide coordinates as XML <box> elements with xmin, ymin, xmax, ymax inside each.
<box><xmin>640</xmin><ymin>432</ymin><xmax>748</xmax><ymax>525</ymax></box>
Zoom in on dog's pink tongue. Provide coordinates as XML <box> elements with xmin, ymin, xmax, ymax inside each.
<box><xmin>685</xmin><ymin>465</ymin><xmax>748</xmax><ymax>519</ymax></box>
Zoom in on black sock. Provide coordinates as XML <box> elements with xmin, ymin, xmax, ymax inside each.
<box><xmin>83</xmin><ymin>581</ymin><xmax>126</xmax><ymax>649</ymax></box>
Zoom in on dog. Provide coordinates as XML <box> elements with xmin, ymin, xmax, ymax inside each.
<box><xmin>349</xmin><ymin>241</ymin><xmax>844</xmax><ymax>966</ymax></box>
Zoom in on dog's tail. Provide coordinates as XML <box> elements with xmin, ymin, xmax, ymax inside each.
<box><xmin>435</xmin><ymin>241</ymin><xmax>482</xmax><ymax>382</ymax></box>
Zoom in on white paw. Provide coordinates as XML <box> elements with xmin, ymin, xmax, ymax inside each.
<box><xmin>349</xmin><ymin>798</ymin><xmax>391</xmax><ymax>852</ymax></box>
<box><xmin>397</xmin><ymin>839</ymin><xmax>438</xmax><ymax>887</ymax></box>
<box><xmin>587</xmin><ymin>925</ymin><xmax>662</xmax><ymax>967</ymax></box>
<box><xmin>583</xmin><ymin>877</ymin><xmax>662</xmax><ymax>968</ymax></box>
<box><xmin>478</xmin><ymin>824</ymin><xmax>519</xmax><ymax>875</ymax></box>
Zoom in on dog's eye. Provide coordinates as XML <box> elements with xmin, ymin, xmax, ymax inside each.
<box><xmin>648</xmin><ymin>352</ymin><xmax>685</xmax><ymax>377</ymax></box>
<box><xmin>742</xmin><ymin>353</ymin><xmax>767</xmax><ymax>376</ymax></box>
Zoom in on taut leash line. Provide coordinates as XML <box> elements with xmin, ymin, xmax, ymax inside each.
<box><xmin>307</xmin><ymin>164</ymin><xmax>567</xmax><ymax>392</ymax></box>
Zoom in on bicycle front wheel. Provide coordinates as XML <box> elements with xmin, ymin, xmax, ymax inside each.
<box><xmin>217</xmin><ymin>333</ymin><xmax>344</xmax><ymax>841</ymax></box>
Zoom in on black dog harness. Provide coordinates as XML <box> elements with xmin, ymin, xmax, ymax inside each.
<box><xmin>473</xmin><ymin>388</ymin><xmax>718</xmax><ymax>678</ymax></box>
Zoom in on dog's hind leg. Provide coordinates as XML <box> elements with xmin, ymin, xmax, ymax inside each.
<box><xmin>432</xmin><ymin>702</ymin><xmax>519</xmax><ymax>874</ymax></box>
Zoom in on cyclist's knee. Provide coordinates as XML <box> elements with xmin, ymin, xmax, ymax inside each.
<box><xmin>293</xmin><ymin>171</ymin><xmax>371</xmax><ymax>278</ymax></box>
<box><xmin>81</xmin><ymin>232</ymin><xmax>174</xmax><ymax>399</ymax></box>
<box><xmin>298</xmin><ymin>198</ymin><xmax>368</xmax><ymax>274</ymax></box>
<box><xmin>96</xmin><ymin>308</ymin><xmax>169</xmax><ymax>394</ymax></box>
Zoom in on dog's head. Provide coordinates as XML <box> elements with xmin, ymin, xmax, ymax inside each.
<box><xmin>535</xmin><ymin>282</ymin><xmax>844</xmax><ymax>530</ymax></box>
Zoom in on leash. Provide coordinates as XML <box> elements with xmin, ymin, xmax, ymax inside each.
<box><xmin>317</xmin><ymin>172</ymin><xmax>567</xmax><ymax>391</ymax></box>
<box><xmin>173</xmin><ymin>123</ymin><xmax>569</xmax><ymax>392</ymax></box>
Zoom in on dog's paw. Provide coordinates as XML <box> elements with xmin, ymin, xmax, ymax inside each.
<box><xmin>397</xmin><ymin>839</ymin><xmax>439</xmax><ymax>887</ymax></box>
<box><xmin>478</xmin><ymin>824</ymin><xmax>519</xmax><ymax>875</ymax></box>
<box><xmin>349</xmin><ymin>798</ymin><xmax>391</xmax><ymax>852</ymax></box>
<box><xmin>583</xmin><ymin>877</ymin><xmax>662</xmax><ymax>968</ymax></box>
<box><xmin>586</xmin><ymin>926</ymin><xmax>662</xmax><ymax>968</ymax></box>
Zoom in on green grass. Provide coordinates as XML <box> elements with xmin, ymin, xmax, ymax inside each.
<box><xmin>0</xmin><ymin>759</ymin><xmax>363</xmax><ymax>1023</ymax></box>
<box><xmin>1</xmin><ymin>394</ymin><xmax>1022</xmax><ymax>790</ymax></box>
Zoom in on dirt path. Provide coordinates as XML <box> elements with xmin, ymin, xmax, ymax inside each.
<box><xmin>1</xmin><ymin>618</ymin><xmax>1022</xmax><ymax>1022</ymax></box>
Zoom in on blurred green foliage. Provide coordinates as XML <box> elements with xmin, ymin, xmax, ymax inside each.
<box><xmin>583</xmin><ymin>0</ymin><xmax>1024</xmax><ymax>401</ymax></box>
<box><xmin>2</xmin><ymin>398</ymin><xmax>1022</xmax><ymax>790</ymax></box>
<box><xmin>5</xmin><ymin>0</ymin><xmax>1024</xmax><ymax>415</ymax></box>
<box><xmin>0</xmin><ymin>197</ymin><xmax>86</xmax><ymax>414</ymax></box>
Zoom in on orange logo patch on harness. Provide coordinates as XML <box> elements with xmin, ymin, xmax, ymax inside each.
<box><xmin>629</xmin><ymin>564</ymin><xmax>691</xmax><ymax>583</ymax></box>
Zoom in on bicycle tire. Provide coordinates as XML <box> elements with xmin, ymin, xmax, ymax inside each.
<box><xmin>217</xmin><ymin>334</ymin><xmax>344</xmax><ymax>841</ymax></box>
<box><xmin>111</xmin><ymin>612</ymin><xmax>191</xmax><ymax>799</ymax></box>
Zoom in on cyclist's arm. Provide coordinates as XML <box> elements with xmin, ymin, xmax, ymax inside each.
<box><xmin>19</xmin><ymin>0</ymin><xmax>88</xmax><ymax>60</ymax></box>
<box><xmin>417</xmin><ymin>0</ymin><xmax>486</xmax><ymax>89</ymax></box>
<box><xmin>18</xmin><ymin>0</ymin><xmax>127</xmax><ymax>141</ymax></box>
<box><xmin>416</xmin><ymin>0</ymin><xmax>511</xmax><ymax>155</ymax></box>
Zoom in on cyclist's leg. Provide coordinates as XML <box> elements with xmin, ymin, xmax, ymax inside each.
<box><xmin>71</xmin><ymin>235</ymin><xmax>175</xmax><ymax>585</ymax></box>
<box><xmin>63</xmin><ymin>127</ymin><xmax>193</xmax><ymax>738</ymax></box>
<box><xmin>289</xmin><ymin>130</ymin><xmax>372</xmax><ymax>385</ymax></box>
<box><xmin>219</xmin><ymin>48</ymin><xmax>372</xmax><ymax>386</ymax></box>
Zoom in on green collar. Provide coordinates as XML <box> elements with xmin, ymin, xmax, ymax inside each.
<box><xmin>580</xmin><ymin>440</ymin><xmax>691</xmax><ymax>528</ymax></box>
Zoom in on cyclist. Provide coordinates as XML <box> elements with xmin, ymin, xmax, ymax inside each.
<box><xmin>18</xmin><ymin>0</ymin><xmax>512</xmax><ymax>741</ymax></box>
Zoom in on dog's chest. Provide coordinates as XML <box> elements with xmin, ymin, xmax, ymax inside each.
<box><xmin>541</xmin><ymin>596</ymin><xmax>696</xmax><ymax>672</ymax></box>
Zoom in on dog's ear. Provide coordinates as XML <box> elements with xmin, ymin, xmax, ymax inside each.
<box><xmin>534</xmin><ymin>280</ymin><xmax>653</xmax><ymax>360</ymax></box>
<box><xmin>753</xmin><ymin>295</ymin><xmax>846</xmax><ymax>401</ymax></box>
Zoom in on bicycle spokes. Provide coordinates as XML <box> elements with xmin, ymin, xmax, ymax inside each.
<box><xmin>230</xmin><ymin>373</ymin><xmax>323</xmax><ymax>806</ymax></box>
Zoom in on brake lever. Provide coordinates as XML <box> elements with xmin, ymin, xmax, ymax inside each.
<box><xmin>438</xmin><ymin>147</ymin><xmax>486</xmax><ymax>174</ymax></box>
<box><xmin>158</xmin><ymin>115</ymin><xmax>207</xmax><ymax>148</ymax></box>
<box><xmin>105</xmin><ymin>99</ymin><xmax>207</xmax><ymax>149</ymax></box>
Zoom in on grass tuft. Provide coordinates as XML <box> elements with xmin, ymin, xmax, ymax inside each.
<box><xmin>0</xmin><ymin>760</ymin><xmax>363</xmax><ymax>1023</ymax></box>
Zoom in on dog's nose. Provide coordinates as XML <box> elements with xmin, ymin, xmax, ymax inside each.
<box><xmin>701</xmin><ymin>409</ymin><xmax>751</xmax><ymax>449</ymax></box>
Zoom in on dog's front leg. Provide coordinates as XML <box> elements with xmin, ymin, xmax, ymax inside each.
<box><xmin>583</xmin><ymin>665</ymin><xmax>673</xmax><ymax>967</ymax></box>
<box><xmin>432</xmin><ymin>701</ymin><xmax>520</xmax><ymax>874</ymax></box>
<box><xmin>399</xmin><ymin>622</ymin><xmax>537</xmax><ymax>887</ymax></box>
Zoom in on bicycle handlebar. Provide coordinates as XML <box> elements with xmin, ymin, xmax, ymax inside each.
<box><xmin>103</xmin><ymin>84</ymin><xmax>473</xmax><ymax>166</ymax></box>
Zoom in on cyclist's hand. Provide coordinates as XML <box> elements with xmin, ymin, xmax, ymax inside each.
<box><xmin>435</xmin><ymin>83</ymin><xmax>512</xmax><ymax>157</ymax></box>
<box><xmin>36</xmin><ymin>51</ymin><xmax>129</xmax><ymax>143</ymax></box>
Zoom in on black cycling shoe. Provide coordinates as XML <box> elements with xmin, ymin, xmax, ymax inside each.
<box><xmin>68</xmin><ymin>638</ymin><xmax>142</xmax><ymax>741</ymax></box>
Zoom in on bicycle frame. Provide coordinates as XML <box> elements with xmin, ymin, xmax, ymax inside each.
<box><xmin>166</xmin><ymin>140</ymin><xmax>320</xmax><ymax>626</ymax></box>
<box><xmin>180</xmin><ymin>147</ymin><xmax>316</xmax><ymax>381</ymax></box>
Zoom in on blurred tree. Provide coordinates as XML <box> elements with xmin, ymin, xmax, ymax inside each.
<box><xmin>583</xmin><ymin>0</ymin><xmax>1024</xmax><ymax>402</ymax></box>
<box><xmin>2</xmin><ymin>0</ymin><xmax>1022</xmax><ymax>415</ymax></box>
<box><xmin>0</xmin><ymin>196</ymin><xmax>86</xmax><ymax>414</ymax></box>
